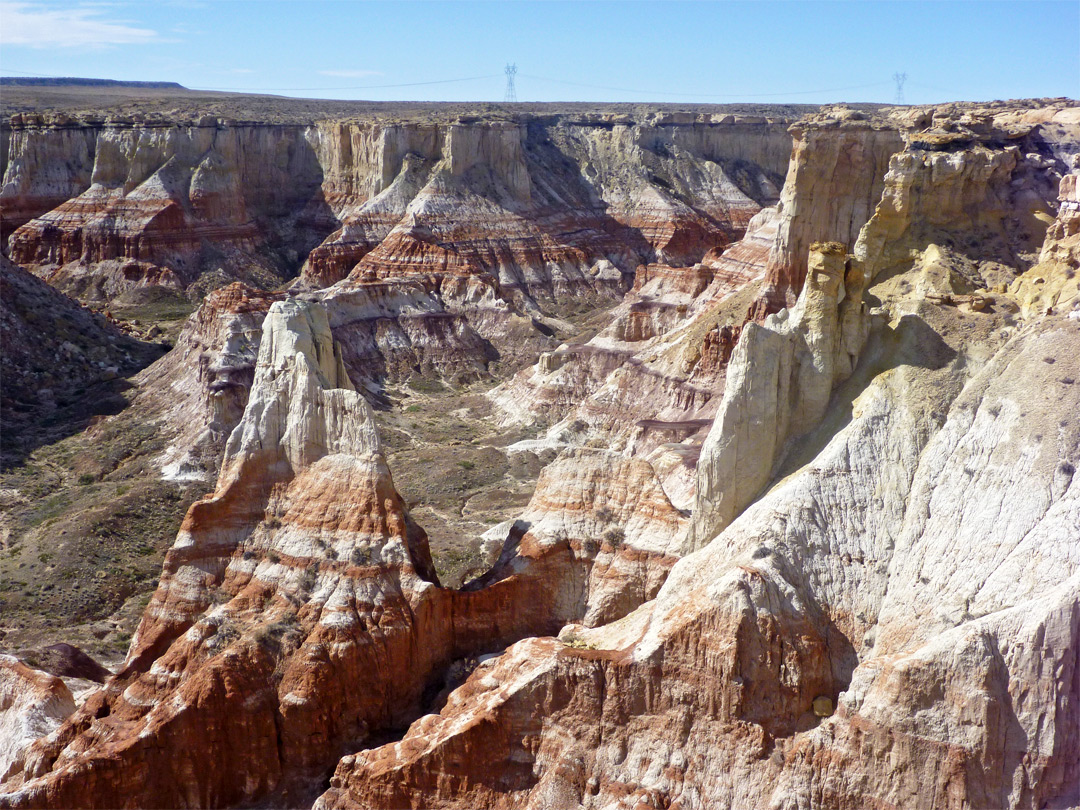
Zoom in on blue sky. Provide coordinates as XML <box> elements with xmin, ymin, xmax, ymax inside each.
<box><xmin>1</xmin><ymin>1</ymin><xmax>1077</xmax><ymax>105</ymax></box>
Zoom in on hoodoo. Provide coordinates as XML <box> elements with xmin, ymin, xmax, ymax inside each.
<box><xmin>1</xmin><ymin>72</ymin><xmax>1078</xmax><ymax>810</ymax></box>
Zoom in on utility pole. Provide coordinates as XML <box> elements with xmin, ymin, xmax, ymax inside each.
<box><xmin>504</xmin><ymin>63</ymin><xmax>517</xmax><ymax>103</ymax></box>
<box><xmin>893</xmin><ymin>71</ymin><xmax>907</xmax><ymax>105</ymax></box>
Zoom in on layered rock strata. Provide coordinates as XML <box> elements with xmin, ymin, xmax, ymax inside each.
<box><xmin>755</xmin><ymin>109</ymin><xmax>903</xmax><ymax>314</ymax></box>
<box><xmin>3</xmin><ymin>121</ymin><xmax>328</xmax><ymax>302</ymax></box>
<box><xmin>316</xmin><ymin>102</ymin><xmax>1080</xmax><ymax>810</ymax></box>
<box><xmin>4</xmin><ymin>98</ymin><xmax>1080</xmax><ymax>810</ymax></box>
<box><xmin>0</xmin><ymin>658</ymin><xmax>75</xmax><ymax>780</ymax></box>
<box><xmin>1</xmin><ymin>299</ymin><xmax>440</xmax><ymax>807</ymax></box>
<box><xmin>302</xmin><ymin>116</ymin><xmax>790</xmax><ymax>294</ymax></box>
<box><xmin>0</xmin><ymin>298</ymin><xmax>687</xmax><ymax>808</ymax></box>
<box><xmin>131</xmin><ymin>281</ymin><xmax>284</xmax><ymax>482</ymax></box>
<box><xmin>691</xmin><ymin>241</ymin><xmax>868</xmax><ymax>546</ymax></box>
<box><xmin>316</xmin><ymin>230</ymin><xmax>1080</xmax><ymax>810</ymax></box>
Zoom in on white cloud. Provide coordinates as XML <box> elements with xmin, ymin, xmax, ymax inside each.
<box><xmin>0</xmin><ymin>2</ymin><xmax>158</xmax><ymax>48</ymax></box>
<box><xmin>317</xmin><ymin>69</ymin><xmax>383</xmax><ymax>79</ymax></box>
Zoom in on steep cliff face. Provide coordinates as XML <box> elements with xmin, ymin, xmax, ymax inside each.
<box><xmin>302</xmin><ymin>116</ymin><xmax>790</xmax><ymax>291</ymax></box>
<box><xmin>3</xmin><ymin>112</ymin><xmax>791</xmax><ymax>388</ymax></box>
<box><xmin>316</xmin><ymin>224</ymin><xmax>1080</xmax><ymax>810</ymax></box>
<box><xmin>314</xmin><ymin>101</ymin><xmax>1080</xmax><ymax>810</ymax></box>
<box><xmin>1010</xmin><ymin>170</ymin><xmax>1080</xmax><ymax>318</ymax></box>
<box><xmin>0</xmin><ymin>120</ymin><xmax>96</xmax><ymax>241</ymax></box>
<box><xmin>3</xmin><ymin>113</ymin><xmax>789</xmax><ymax>308</ymax></box>
<box><xmin>131</xmin><ymin>282</ymin><xmax>284</xmax><ymax>482</ymax></box>
<box><xmin>2</xmin><ymin>118</ymin><xmax>328</xmax><ymax>302</ymax></box>
<box><xmin>691</xmin><ymin>240</ymin><xmax>868</xmax><ymax>546</ymax></box>
<box><xmin>0</xmin><ymin>298</ymin><xmax>689</xmax><ymax>809</ymax></box>
<box><xmin>755</xmin><ymin>110</ymin><xmax>903</xmax><ymax>314</ymax></box>
<box><xmin>0</xmin><ymin>657</ymin><xmax>75</xmax><ymax>781</ymax></box>
<box><xmin>4</xmin><ymin>98</ymin><xmax>1079</xmax><ymax>810</ymax></box>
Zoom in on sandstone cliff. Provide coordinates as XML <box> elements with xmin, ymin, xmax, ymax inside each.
<box><xmin>0</xmin><ymin>297</ymin><xmax>691</xmax><ymax>808</ymax></box>
<box><xmin>316</xmin><ymin>102</ymin><xmax>1079</xmax><ymax>810</ymax></box>
<box><xmin>131</xmin><ymin>282</ymin><xmax>283</xmax><ymax>482</ymax></box>
<box><xmin>3</xmin><ymin>98</ymin><xmax>1079</xmax><ymax>810</ymax></box>
<box><xmin>2</xmin><ymin>120</ymin><xmax>328</xmax><ymax>302</ymax></box>
<box><xmin>315</xmin><ymin>153</ymin><xmax>1080</xmax><ymax>810</ymax></box>
<box><xmin>691</xmin><ymin>240</ymin><xmax>868</xmax><ymax>546</ymax></box>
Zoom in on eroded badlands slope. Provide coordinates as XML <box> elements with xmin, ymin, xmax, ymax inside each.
<box><xmin>1</xmin><ymin>108</ymin><xmax>791</xmax><ymax>388</ymax></box>
<box><xmin>2</xmin><ymin>97</ymin><xmax>1079</xmax><ymax>810</ymax></box>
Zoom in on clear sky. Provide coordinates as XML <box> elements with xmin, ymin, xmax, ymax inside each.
<box><xmin>1</xmin><ymin>0</ymin><xmax>1077</xmax><ymax>105</ymax></box>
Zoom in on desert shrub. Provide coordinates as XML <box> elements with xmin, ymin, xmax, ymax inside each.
<box><xmin>299</xmin><ymin>564</ymin><xmax>318</xmax><ymax>592</ymax></box>
<box><xmin>603</xmin><ymin>527</ymin><xmax>625</xmax><ymax>548</ymax></box>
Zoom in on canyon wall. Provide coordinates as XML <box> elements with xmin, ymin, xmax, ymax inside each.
<box><xmin>317</xmin><ymin>106</ymin><xmax>1080</xmax><ymax>810</ymax></box>
<box><xmin>2</xmin><ymin>111</ymin><xmax>793</xmax><ymax>389</ymax></box>
<box><xmin>2</xmin><ymin>112</ymin><xmax>790</xmax><ymax>304</ymax></box>
<box><xmin>2</xmin><ymin>118</ymin><xmax>329</xmax><ymax>300</ymax></box>
<box><xmin>3</xmin><ymin>98</ymin><xmax>1079</xmax><ymax>810</ymax></box>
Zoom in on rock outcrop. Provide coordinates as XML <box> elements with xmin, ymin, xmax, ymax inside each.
<box><xmin>314</xmin><ymin>100</ymin><xmax>1080</xmax><ymax>810</ymax></box>
<box><xmin>1011</xmin><ymin>170</ymin><xmax>1080</xmax><ymax>318</ymax></box>
<box><xmin>315</xmin><ymin>227</ymin><xmax>1080</xmax><ymax>810</ymax></box>
<box><xmin>131</xmin><ymin>282</ymin><xmax>283</xmax><ymax>482</ymax></box>
<box><xmin>0</xmin><ymin>298</ymin><xmax>442</xmax><ymax>807</ymax></box>
<box><xmin>3</xmin><ymin>120</ymin><xmax>328</xmax><ymax>303</ymax></box>
<box><xmin>691</xmin><ymin>241</ymin><xmax>868</xmax><ymax>546</ymax></box>
<box><xmin>4</xmin><ymin>97</ymin><xmax>1079</xmax><ymax>810</ymax></box>
<box><xmin>0</xmin><ymin>657</ymin><xmax>75</xmax><ymax>781</ymax></box>
<box><xmin>301</xmin><ymin>116</ymin><xmax>790</xmax><ymax>294</ymax></box>
<box><xmin>0</xmin><ymin>298</ymin><xmax>686</xmax><ymax>808</ymax></box>
<box><xmin>755</xmin><ymin>109</ymin><xmax>902</xmax><ymax>314</ymax></box>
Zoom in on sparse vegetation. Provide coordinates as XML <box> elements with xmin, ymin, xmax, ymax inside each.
<box><xmin>562</xmin><ymin>631</ymin><xmax>596</xmax><ymax>650</ymax></box>
<box><xmin>603</xmin><ymin>527</ymin><xmax>625</xmax><ymax>548</ymax></box>
<box><xmin>349</xmin><ymin>546</ymin><xmax>372</xmax><ymax>566</ymax></box>
<box><xmin>0</xmin><ymin>404</ymin><xmax>210</xmax><ymax>656</ymax></box>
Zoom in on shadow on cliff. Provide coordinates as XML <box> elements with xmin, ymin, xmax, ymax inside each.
<box><xmin>1</xmin><ymin>345</ymin><xmax>169</xmax><ymax>469</ymax></box>
<box><xmin>772</xmin><ymin>312</ymin><xmax>959</xmax><ymax>483</ymax></box>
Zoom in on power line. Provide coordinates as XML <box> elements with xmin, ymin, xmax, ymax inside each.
<box><xmin>519</xmin><ymin>73</ymin><xmax>893</xmax><ymax>99</ymax></box>
<box><xmin>190</xmin><ymin>74</ymin><xmax>499</xmax><ymax>93</ymax></box>
<box><xmin>893</xmin><ymin>72</ymin><xmax>907</xmax><ymax>105</ymax></box>
<box><xmin>504</xmin><ymin>63</ymin><xmax>517</xmax><ymax>103</ymax></box>
<box><xmin>4</xmin><ymin>66</ymin><xmax>903</xmax><ymax>101</ymax></box>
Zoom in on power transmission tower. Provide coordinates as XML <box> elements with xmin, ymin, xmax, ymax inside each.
<box><xmin>893</xmin><ymin>72</ymin><xmax>907</xmax><ymax>105</ymax></box>
<box><xmin>504</xmin><ymin>63</ymin><xmax>517</xmax><ymax>103</ymax></box>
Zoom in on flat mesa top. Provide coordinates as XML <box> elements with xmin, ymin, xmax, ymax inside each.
<box><xmin>0</xmin><ymin>83</ymin><xmax>837</xmax><ymax>124</ymax></box>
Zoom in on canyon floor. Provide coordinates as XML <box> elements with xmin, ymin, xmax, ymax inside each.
<box><xmin>1</xmin><ymin>89</ymin><xmax>1078</xmax><ymax>810</ymax></box>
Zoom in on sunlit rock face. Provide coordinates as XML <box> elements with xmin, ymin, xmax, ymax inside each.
<box><xmin>3</xmin><ymin>119</ymin><xmax>328</xmax><ymax>302</ymax></box>
<box><xmin>3</xmin><ymin>99</ymin><xmax>1079</xmax><ymax>810</ymax></box>
<box><xmin>0</xmin><ymin>657</ymin><xmax>75</xmax><ymax>781</ymax></box>
<box><xmin>132</xmin><ymin>282</ymin><xmax>284</xmax><ymax>483</ymax></box>
<box><xmin>0</xmin><ymin>298</ymin><xmax>687</xmax><ymax>808</ymax></box>
<box><xmin>0</xmin><ymin>299</ymin><xmax>446</xmax><ymax>807</ymax></box>
<box><xmin>691</xmin><ymin>240</ymin><xmax>868</xmax><ymax>547</ymax></box>
<box><xmin>316</xmin><ymin>101</ymin><xmax>1080</xmax><ymax>810</ymax></box>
